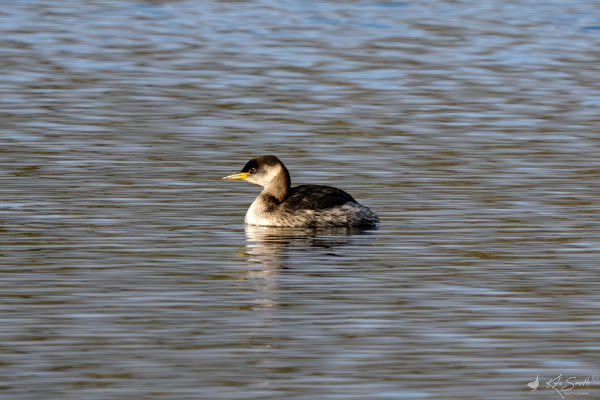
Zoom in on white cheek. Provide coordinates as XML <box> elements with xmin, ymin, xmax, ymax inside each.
<box><xmin>245</xmin><ymin>174</ymin><xmax>261</xmax><ymax>185</ymax></box>
<box><xmin>246</xmin><ymin>165</ymin><xmax>281</xmax><ymax>186</ymax></box>
<box><xmin>262</xmin><ymin>165</ymin><xmax>280</xmax><ymax>184</ymax></box>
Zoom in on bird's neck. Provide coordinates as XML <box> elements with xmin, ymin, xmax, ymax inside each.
<box><xmin>261</xmin><ymin>167</ymin><xmax>291</xmax><ymax>203</ymax></box>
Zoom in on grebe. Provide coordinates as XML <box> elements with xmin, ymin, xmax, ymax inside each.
<box><xmin>222</xmin><ymin>155</ymin><xmax>379</xmax><ymax>228</ymax></box>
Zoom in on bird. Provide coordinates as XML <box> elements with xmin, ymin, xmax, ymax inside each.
<box><xmin>527</xmin><ymin>375</ymin><xmax>539</xmax><ymax>390</ymax></box>
<box><xmin>222</xmin><ymin>155</ymin><xmax>379</xmax><ymax>228</ymax></box>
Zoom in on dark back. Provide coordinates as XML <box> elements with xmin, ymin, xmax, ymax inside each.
<box><xmin>283</xmin><ymin>185</ymin><xmax>357</xmax><ymax>211</ymax></box>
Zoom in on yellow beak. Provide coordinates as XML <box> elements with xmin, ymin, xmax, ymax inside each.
<box><xmin>222</xmin><ymin>172</ymin><xmax>249</xmax><ymax>180</ymax></box>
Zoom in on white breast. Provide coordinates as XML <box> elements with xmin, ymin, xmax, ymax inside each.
<box><xmin>245</xmin><ymin>198</ymin><xmax>272</xmax><ymax>226</ymax></box>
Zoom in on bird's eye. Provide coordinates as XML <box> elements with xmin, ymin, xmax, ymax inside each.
<box><xmin>250</xmin><ymin>167</ymin><xmax>256</xmax><ymax>173</ymax></box>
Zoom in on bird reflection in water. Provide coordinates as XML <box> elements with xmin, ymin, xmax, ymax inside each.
<box><xmin>240</xmin><ymin>225</ymin><xmax>377</xmax><ymax>309</ymax></box>
<box><xmin>244</xmin><ymin>224</ymin><xmax>376</xmax><ymax>270</ymax></box>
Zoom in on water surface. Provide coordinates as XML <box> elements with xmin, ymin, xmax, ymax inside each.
<box><xmin>1</xmin><ymin>1</ymin><xmax>599</xmax><ymax>399</ymax></box>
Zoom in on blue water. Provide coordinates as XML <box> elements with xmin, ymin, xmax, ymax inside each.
<box><xmin>1</xmin><ymin>1</ymin><xmax>599</xmax><ymax>399</ymax></box>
